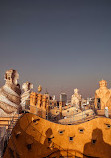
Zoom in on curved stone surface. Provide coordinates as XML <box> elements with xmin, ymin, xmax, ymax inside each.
<box><xmin>0</xmin><ymin>69</ymin><xmax>21</xmax><ymax>117</ymax></box>
<box><xmin>4</xmin><ymin>113</ymin><xmax>111</xmax><ymax>158</ymax></box>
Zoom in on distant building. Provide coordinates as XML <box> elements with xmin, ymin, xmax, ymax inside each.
<box><xmin>81</xmin><ymin>98</ymin><xmax>87</xmax><ymax>106</ymax></box>
<box><xmin>60</xmin><ymin>93</ymin><xmax>67</xmax><ymax>105</ymax></box>
<box><xmin>86</xmin><ymin>97</ymin><xmax>94</xmax><ymax>105</ymax></box>
<box><xmin>52</xmin><ymin>95</ymin><xmax>56</xmax><ymax>100</ymax></box>
<box><xmin>44</xmin><ymin>88</ymin><xmax>50</xmax><ymax>100</ymax></box>
<box><xmin>44</xmin><ymin>89</ymin><xmax>57</xmax><ymax>108</ymax></box>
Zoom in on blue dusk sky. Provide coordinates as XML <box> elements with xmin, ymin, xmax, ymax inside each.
<box><xmin>0</xmin><ymin>0</ymin><xmax>111</xmax><ymax>99</ymax></box>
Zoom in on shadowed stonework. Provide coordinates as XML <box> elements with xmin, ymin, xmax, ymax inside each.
<box><xmin>83</xmin><ymin>128</ymin><xmax>111</xmax><ymax>158</ymax></box>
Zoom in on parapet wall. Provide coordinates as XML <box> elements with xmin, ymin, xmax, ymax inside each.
<box><xmin>4</xmin><ymin>113</ymin><xmax>111</xmax><ymax>158</ymax></box>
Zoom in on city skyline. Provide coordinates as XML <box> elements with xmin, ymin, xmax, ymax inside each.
<box><xmin>0</xmin><ymin>0</ymin><xmax>111</xmax><ymax>99</ymax></box>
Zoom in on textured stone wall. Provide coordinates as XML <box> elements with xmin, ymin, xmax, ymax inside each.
<box><xmin>0</xmin><ymin>69</ymin><xmax>21</xmax><ymax>117</ymax></box>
